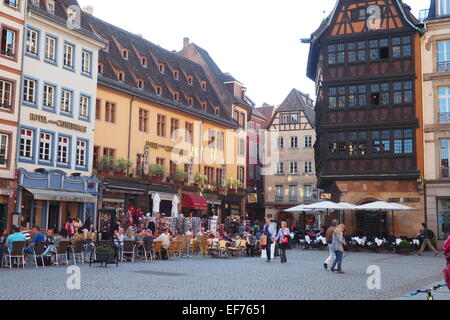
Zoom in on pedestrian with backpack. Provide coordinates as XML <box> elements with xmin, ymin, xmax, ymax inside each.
<box><xmin>324</xmin><ymin>220</ymin><xmax>339</xmax><ymax>270</ymax></box>
<box><xmin>417</xmin><ymin>223</ymin><xmax>439</xmax><ymax>257</ymax></box>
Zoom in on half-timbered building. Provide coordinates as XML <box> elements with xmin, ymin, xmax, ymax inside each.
<box><xmin>306</xmin><ymin>0</ymin><xmax>424</xmax><ymax>237</ymax></box>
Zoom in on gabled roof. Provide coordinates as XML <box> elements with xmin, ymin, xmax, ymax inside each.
<box><xmin>276</xmin><ymin>89</ymin><xmax>316</xmax><ymax>128</ymax></box>
<box><xmin>82</xmin><ymin>13</ymin><xmax>237</xmax><ymax>128</ymax></box>
<box><xmin>257</xmin><ymin>105</ymin><xmax>276</xmax><ymax>130</ymax></box>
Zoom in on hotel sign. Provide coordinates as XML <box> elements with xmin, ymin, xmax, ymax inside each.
<box><xmin>30</xmin><ymin>114</ymin><xmax>87</xmax><ymax>133</ymax></box>
<box><xmin>145</xmin><ymin>141</ymin><xmax>188</xmax><ymax>156</ymax></box>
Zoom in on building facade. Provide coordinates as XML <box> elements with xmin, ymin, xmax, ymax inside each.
<box><xmin>306</xmin><ymin>0</ymin><xmax>424</xmax><ymax>237</ymax></box>
<box><xmin>0</xmin><ymin>0</ymin><xmax>25</xmax><ymax>232</ymax></box>
<box><xmin>422</xmin><ymin>0</ymin><xmax>450</xmax><ymax>243</ymax></box>
<box><xmin>263</xmin><ymin>89</ymin><xmax>317</xmax><ymax>226</ymax></box>
<box><xmin>15</xmin><ymin>0</ymin><xmax>104</xmax><ymax>230</ymax></box>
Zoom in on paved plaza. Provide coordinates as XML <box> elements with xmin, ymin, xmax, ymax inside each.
<box><xmin>0</xmin><ymin>250</ymin><xmax>448</xmax><ymax>300</ymax></box>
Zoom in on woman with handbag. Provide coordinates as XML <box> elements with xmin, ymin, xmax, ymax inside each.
<box><xmin>276</xmin><ymin>221</ymin><xmax>291</xmax><ymax>263</ymax></box>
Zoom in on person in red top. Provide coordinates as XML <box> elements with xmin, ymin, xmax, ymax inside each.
<box><xmin>444</xmin><ymin>235</ymin><xmax>450</xmax><ymax>264</ymax></box>
<box><xmin>65</xmin><ymin>219</ymin><xmax>76</xmax><ymax>238</ymax></box>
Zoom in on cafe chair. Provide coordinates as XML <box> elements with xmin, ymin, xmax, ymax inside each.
<box><xmin>142</xmin><ymin>240</ymin><xmax>154</xmax><ymax>261</ymax></box>
<box><xmin>121</xmin><ymin>240</ymin><xmax>137</xmax><ymax>262</ymax></box>
<box><xmin>153</xmin><ymin>241</ymin><xmax>163</xmax><ymax>260</ymax></box>
<box><xmin>3</xmin><ymin>241</ymin><xmax>26</xmax><ymax>269</ymax></box>
<box><xmin>31</xmin><ymin>242</ymin><xmax>47</xmax><ymax>268</ymax></box>
<box><xmin>55</xmin><ymin>241</ymin><xmax>70</xmax><ymax>266</ymax></box>
<box><xmin>71</xmin><ymin>241</ymin><xmax>86</xmax><ymax>265</ymax></box>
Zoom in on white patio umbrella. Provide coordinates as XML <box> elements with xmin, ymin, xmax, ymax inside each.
<box><xmin>302</xmin><ymin>201</ymin><xmax>346</xmax><ymax>228</ymax></box>
<box><xmin>171</xmin><ymin>195</ymin><xmax>179</xmax><ymax>217</ymax></box>
<box><xmin>336</xmin><ymin>202</ymin><xmax>357</xmax><ymax>224</ymax></box>
<box><xmin>284</xmin><ymin>204</ymin><xmax>313</xmax><ymax>212</ymax></box>
<box><xmin>152</xmin><ymin>193</ymin><xmax>161</xmax><ymax>215</ymax></box>
<box><xmin>355</xmin><ymin>201</ymin><xmax>417</xmax><ymax>236</ymax></box>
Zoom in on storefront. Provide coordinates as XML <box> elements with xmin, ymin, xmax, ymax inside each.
<box><xmin>149</xmin><ymin>189</ymin><xmax>179</xmax><ymax>217</ymax></box>
<box><xmin>437</xmin><ymin>198</ymin><xmax>450</xmax><ymax>241</ymax></box>
<box><xmin>181</xmin><ymin>193</ymin><xmax>207</xmax><ymax>217</ymax></box>
<box><xmin>0</xmin><ymin>179</ymin><xmax>16</xmax><ymax>232</ymax></box>
<box><xmin>16</xmin><ymin>169</ymin><xmax>99</xmax><ymax>230</ymax></box>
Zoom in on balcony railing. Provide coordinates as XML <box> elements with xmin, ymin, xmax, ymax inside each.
<box><xmin>438</xmin><ymin>61</ymin><xmax>450</xmax><ymax>72</ymax></box>
<box><xmin>275</xmin><ymin>197</ymin><xmax>284</xmax><ymax>203</ymax></box>
<box><xmin>440</xmin><ymin>112</ymin><xmax>450</xmax><ymax>123</ymax></box>
<box><xmin>0</xmin><ymin>49</ymin><xmax>14</xmax><ymax>58</ymax></box>
<box><xmin>442</xmin><ymin>167</ymin><xmax>449</xmax><ymax>178</ymax></box>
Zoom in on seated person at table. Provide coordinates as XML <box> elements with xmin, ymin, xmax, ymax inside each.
<box><xmin>142</xmin><ymin>230</ymin><xmax>154</xmax><ymax>246</ymax></box>
<box><xmin>5</xmin><ymin>226</ymin><xmax>26</xmax><ymax>255</ymax></box>
<box><xmin>185</xmin><ymin>228</ymin><xmax>194</xmax><ymax>236</ymax></box>
<box><xmin>73</xmin><ymin>228</ymin><xmax>86</xmax><ymax>242</ymax></box>
<box><xmin>25</xmin><ymin>226</ymin><xmax>45</xmax><ymax>254</ymax></box>
<box><xmin>197</xmin><ymin>228</ymin><xmax>205</xmax><ymax>237</ymax></box>
<box><xmin>0</xmin><ymin>230</ymin><xmax>9</xmax><ymax>263</ymax></box>
<box><xmin>156</xmin><ymin>229</ymin><xmax>171</xmax><ymax>259</ymax></box>
<box><xmin>221</xmin><ymin>232</ymin><xmax>233</xmax><ymax>243</ymax></box>
<box><xmin>114</xmin><ymin>229</ymin><xmax>125</xmax><ymax>248</ymax></box>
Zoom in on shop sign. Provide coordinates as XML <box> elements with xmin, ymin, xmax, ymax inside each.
<box><xmin>145</xmin><ymin>141</ymin><xmax>188</xmax><ymax>156</ymax></box>
<box><xmin>143</xmin><ymin>144</ymin><xmax>150</xmax><ymax>175</ymax></box>
<box><xmin>30</xmin><ymin>113</ymin><xmax>87</xmax><ymax>133</ymax></box>
<box><xmin>248</xmin><ymin>193</ymin><xmax>258</xmax><ymax>203</ymax></box>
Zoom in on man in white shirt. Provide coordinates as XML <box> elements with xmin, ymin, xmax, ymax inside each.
<box><xmin>185</xmin><ymin>229</ymin><xmax>193</xmax><ymax>236</ymax></box>
<box><xmin>156</xmin><ymin>230</ymin><xmax>171</xmax><ymax>250</ymax></box>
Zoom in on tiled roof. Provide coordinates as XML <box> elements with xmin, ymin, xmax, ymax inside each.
<box><xmin>277</xmin><ymin>89</ymin><xmax>316</xmax><ymax>128</ymax></box>
<box><xmin>257</xmin><ymin>105</ymin><xmax>276</xmax><ymax>129</ymax></box>
<box><xmin>81</xmin><ymin>13</ymin><xmax>236</xmax><ymax>127</ymax></box>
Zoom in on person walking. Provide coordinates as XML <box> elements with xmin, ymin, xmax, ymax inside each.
<box><xmin>331</xmin><ymin>224</ymin><xmax>346</xmax><ymax>274</ymax></box>
<box><xmin>417</xmin><ymin>223</ymin><xmax>439</xmax><ymax>257</ymax></box>
<box><xmin>324</xmin><ymin>220</ymin><xmax>339</xmax><ymax>270</ymax></box>
<box><xmin>263</xmin><ymin>219</ymin><xmax>276</xmax><ymax>262</ymax></box>
<box><xmin>276</xmin><ymin>221</ymin><xmax>291</xmax><ymax>263</ymax></box>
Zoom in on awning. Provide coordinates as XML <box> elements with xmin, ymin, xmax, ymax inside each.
<box><xmin>25</xmin><ymin>188</ymin><xmax>97</xmax><ymax>203</ymax></box>
<box><xmin>182</xmin><ymin>194</ymin><xmax>207</xmax><ymax>210</ymax></box>
<box><xmin>150</xmin><ymin>192</ymin><xmax>177</xmax><ymax>201</ymax></box>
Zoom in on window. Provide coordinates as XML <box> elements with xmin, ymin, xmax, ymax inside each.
<box><xmin>1</xmin><ymin>27</ymin><xmax>16</xmax><ymax>58</ymax></box>
<box><xmin>185</xmin><ymin>122</ymin><xmax>193</xmax><ymax>143</ymax></box>
<box><xmin>141</xmin><ymin>57</ymin><xmax>147</xmax><ymax>67</ymax></box>
<box><xmin>329</xmin><ymin>132</ymin><xmax>346</xmax><ymax>153</ymax></box>
<box><xmin>118</xmin><ymin>72</ymin><xmax>124</xmax><ymax>82</ymax></box>
<box><xmin>63</xmin><ymin>42</ymin><xmax>74</xmax><ymax>69</ymax></box>
<box><xmin>47</xmin><ymin>0</ymin><xmax>55</xmax><ymax>13</ymax></box>
<box><xmin>372</xmin><ymin>130</ymin><xmax>391</xmax><ymax>153</ymax></box>
<box><xmin>173</xmin><ymin>92</ymin><xmax>179</xmax><ymax>102</ymax></box>
<box><xmin>136</xmin><ymin>153</ymin><xmax>144</xmax><ymax>175</ymax></box>
<box><xmin>238</xmin><ymin>166</ymin><xmax>245</xmax><ymax>184</ymax></box>
<box><xmin>204</xmin><ymin>166</ymin><xmax>214</xmax><ymax>184</ymax></box>
<box><xmin>45</xmin><ymin>35</ymin><xmax>56</xmax><ymax>62</ymax></box>
<box><xmin>156</xmin><ymin>86</ymin><xmax>162</xmax><ymax>96</ymax></box>
<box><xmin>20</xmin><ymin>128</ymin><xmax>34</xmax><ymax>160</ymax></box>
<box><xmin>170</xmin><ymin>118</ymin><xmax>179</xmax><ymax>140</ymax></box>
<box><xmin>238</xmin><ymin>138</ymin><xmax>246</xmax><ymax>156</ymax></box>
<box><xmin>248</xmin><ymin>164</ymin><xmax>255</xmax><ymax>180</ymax></box>
<box><xmin>438</xmin><ymin>40</ymin><xmax>450</xmax><ymax>72</ymax></box>
<box><xmin>26</xmin><ymin>28</ymin><xmax>39</xmax><ymax>56</ymax></box>
<box><xmin>328</xmin><ymin>43</ymin><xmax>344</xmax><ymax>64</ymax></box>
<box><xmin>79</xmin><ymin>95</ymin><xmax>90</xmax><ymax>119</ymax></box>
<box><xmin>239</xmin><ymin>113</ymin><xmax>246</xmax><ymax>128</ymax></box>
<box><xmin>76</xmin><ymin>140</ymin><xmax>87</xmax><ymax>168</ymax></box>
<box><xmin>328</xmin><ymin>87</ymin><xmax>346</xmax><ymax>109</ymax></box>
<box><xmin>439</xmin><ymin>87</ymin><xmax>450</xmax><ymax>123</ymax></box>
<box><xmin>305</xmin><ymin>136</ymin><xmax>313</xmax><ymax>148</ymax></box>
<box><xmin>291</xmin><ymin>136</ymin><xmax>298</xmax><ymax>148</ymax></box>
<box><xmin>105</xmin><ymin>102</ymin><xmax>116</xmax><ymax>123</ymax></box>
<box><xmin>5</xmin><ymin>0</ymin><xmax>19</xmax><ymax>8</ymax></box>
<box><xmin>103</xmin><ymin>148</ymin><xmax>116</xmax><ymax>158</ymax></box>
<box><xmin>394</xmin><ymin>129</ymin><xmax>413</xmax><ymax>154</ymax></box>
<box><xmin>393</xmin><ymin>81</ymin><xmax>413</xmax><ymax>104</ymax></box>
<box><xmin>156</xmin><ymin>157</ymin><xmax>165</xmax><ymax>166</ymax></box>
<box><xmin>39</xmin><ymin>132</ymin><xmax>53</xmax><ymax>162</ymax></box>
<box><xmin>201</xmin><ymin>102</ymin><xmax>207</xmax><ymax>111</ymax></box>
<box><xmin>277</xmin><ymin>137</ymin><xmax>284</xmax><ymax>149</ymax></box>
<box><xmin>348</xmin><ymin>131</ymin><xmax>367</xmax><ymax>156</ymax></box>
<box><xmin>187</xmin><ymin>97</ymin><xmax>193</xmax><ymax>106</ymax></box>
<box><xmin>201</xmin><ymin>81</ymin><xmax>207</xmax><ymax>91</ymax></box>
<box><xmin>94</xmin><ymin>146</ymin><xmax>100</xmax><ymax>168</ymax></box>
<box><xmin>441</xmin><ymin>139</ymin><xmax>449</xmax><ymax>178</ymax></box>
<box><xmin>216</xmin><ymin>168</ymin><xmax>223</xmax><ymax>186</ymax></box>
<box><xmin>276</xmin><ymin>162</ymin><xmax>284</xmax><ymax>175</ymax></box>
<box><xmin>304</xmin><ymin>185</ymin><xmax>313</xmax><ymax>201</ymax></box>
<box><xmin>23</xmin><ymin>78</ymin><xmax>37</xmax><ymax>105</ymax></box>
<box><xmin>187</xmin><ymin>75</ymin><xmax>193</xmax><ymax>86</ymax></box>
<box><xmin>370</xmin><ymin>39</ymin><xmax>389</xmax><ymax>60</ymax></box>
<box><xmin>57</xmin><ymin>136</ymin><xmax>70</xmax><ymax>166</ymax></box>
<box><xmin>208</xmin><ymin>129</ymin><xmax>216</xmax><ymax>149</ymax></box>
<box><xmin>349</xmin><ymin>85</ymin><xmax>366</xmax><ymax>108</ymax></box>
<box><xmin>43</xmin><ymin>84</ymin><xmax>56</xmax><ymax>110</ymax></box>
<box><xmin>0</xmin><ymin>133</ymin><xmax>9</xmax><ymax>168</ymax></box>
<box><xmin>122</xmin><ymin>49</ymin><xmax>128</xmax><ymax>59</ymax></box>
<box><xmin>438</xmin><ymin>0</ymin><xmax>450</xmax><ymax>16</ymax></box>
<box><xmin>275</xmin><ymin>185</ymin><xmax>284</xmax><ymax>202</ymax></box>
<box><xmin>290</xmin><ymin>113</ymin><xmax>299</xmax><ymax>123</ymax></box>
<box><xmin>98</xmin><ymin>63</ymin><xmax>103</xmax><ymax>74</ymax></box>
<box><xmin>157</xmin><ymin>114</ymin><xmax>166</xmax><ymax>137</ymax></box>
<box><xmin>371</xmin><ymin>82</ymin><xmax>390</xmax><ymax>106</ymax></box>
<box><xmin>139</xmin><ymin>109</ymin><xmax>149</xmax><ymax>132</ymax></box>
<box><xmin>81</xmin><ymin>50</ymin><xmax>92</xmax><ymax>75</ymax></box>
<box><xmin>0</xmin><ymin>79</ymin><xmax>13</xmax><ymax>111</ymax></box>
<box><xmin>348</xmin><ymin>41</ymin><xmax>366</xmax><ymax>63</ymax></box>
<box><xmin>304</xmin><ymin>161</ymin><xmax>313</xmax><ymax>174</ymax></box>
<box><xmin>217</xmin><ymin>132</ymin><xmax>224</xmax><ymax>151</ymax></box>
<box><xmin>290</xmin><ymin>162</ymin><xmax>298</xmax><ymax>174</ymax></box>
<box><xmin>137</xmin><ymin>79</ymin><xmax>144</xmax><ymax>89</ymax></box>
<box><xmin>174</xmin><ymin>70</ymin><xmax>179</xmax><ymax>80</ymax></box>
<box><xmin>392</xmin><ymin>36</ymin><xmax>411</xmax><ymax>58</ymax></box>
<box><xmin>61</xmin><ymin>89</ymin><xmax>72</xmax><ymax>114</ymax></box>
<box><xmin>95</xmin><ymin>99</ymin><xmax>101</xmax><ymax>120</ymax></box>
<box><xmin>158</xmin><ymin>63</ymin><xmax>165</xmax><ymax>73</ymax></box>
<box><xmin>170</xmin><ymin>161</ymin><xmax>177</xmax><ymax>178</ymax></box>
<box><xmin>289</xmin><ymin>186</ymin><xmax>297</xmax><ymax>203</ymax></box>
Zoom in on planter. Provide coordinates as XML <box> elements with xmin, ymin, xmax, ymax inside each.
<box><xmin>150</xmin><ymin>176</ymin><xmax>163</xmax><ymax>182</ymax></box>
<box><xmin>174</xmin><ymin>181</ymin><xmax>185</xmax><ymax>187</ymax></box>
<box><xmin>90</xmin><ymin>246</ymin><xmax>119</xmax><ymax>267</ymax></box>
<box><xmin>113</xmin><ymin>172</ymin><xmax>126</xmax><ymax>177</ymax></box>
<box><xmin>398</xmin><ymin>248</ymin><xmax>411</xmax><ymax>256</ymax></box>
<box><xmin>97</xmin><ymin>170</ymin><xmax>111</xmax><ymax>176</ymax></box>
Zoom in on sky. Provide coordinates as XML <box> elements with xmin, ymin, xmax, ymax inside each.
<box><xmin>77</xmin><ymin>0</ymin><xmax>427</xmax><ymax>107</ymax></box>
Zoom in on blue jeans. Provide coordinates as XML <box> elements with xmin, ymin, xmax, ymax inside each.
<box><xmin>332</xmin><ymin>250</ymin><xmax>343</xmax><ymax>271</ymax></box>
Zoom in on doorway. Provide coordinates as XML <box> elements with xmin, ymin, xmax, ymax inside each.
<box><xmin>48</xmin><ymin>202</ymin><xmax>60</xmax><ymax>230</ymax></box>
<box><xmin>0</xmin><ymin>203</ymin><xmax>7</xmax><ymax>231</ymax></box>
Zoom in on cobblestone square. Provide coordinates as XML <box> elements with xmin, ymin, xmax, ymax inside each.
<box><xmin>0</xmin><ymin>250</ymin><xmax>448</xmax><ymax>300</ymax></box>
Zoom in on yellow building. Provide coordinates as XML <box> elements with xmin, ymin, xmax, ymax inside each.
<box><xmin>84</xmin><ymin>12</ymin><xmax>248</xmax><ymax>222</ymax></box>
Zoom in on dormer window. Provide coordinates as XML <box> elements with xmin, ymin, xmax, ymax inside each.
<box><xmin>118</xmin><ymin>71</ymin><xmax>124</xmax><ymax>81</ymax></box>
<box><xmin>31</xmin><ymin>0</ymin><xmax>40</xmax><ymax>6</ymax></box>
<box><xmin>156</xmin><ymin>86</ymin><xmax>162</xmax><ymax>96</ymax></box>
<box><xmin>214</xmin><ymin>107</ymin><xmax>220</xmax><ymax>116</ymax></box>
<box><xmin>188</xmin><ymin>97</ymin><xmax>193</xmax><ymax>106</ymax></box>
<box><xmin>122</xmin><ymin>49</ymin><xmax>128</xmax><ymax>60</ymax></box>
<box><xmin>173</xmin><ymin>70</ymin><xmax>179</xmax><ymax>80</ymax></box>
<box><xmin>158</xmin><ymin>63</ymin><xmax>165</xmax><ymax>73</ymax></box>
<box><xmin>201</xmin><ymin>102</ymin><xmax>207</xmax><ymax>111</ymax></box>
<box><xmin>47</xmin><ymin>0</ymin><xmax>55</xmax><ymax>13</ymax></box>
<box><xmin>141</xmin><ymin>57</ymin><xmax>147</xmax><ymax>67</ymax></box>
<box><xmin>137</xmin><ymin>79</ymin><xmax>144</xmax><ymax>89</ymax></box>
<box><xmin>174</xmin><ymin>92</ymin><xmax>179</xmax><ymax>102</ymax></box>
<box><xmin>201</xmin><ymin>81</ymin><xmax>207</xmax><ymax>91</ymax></box>
<box><xmin>98</xmin><ymin>63</ymin><xmax>104</xmax><ymax>74</ymax></box>
<box><xmin>187</xmin><ymin>75</ymin><xmax>193</xmax><ymax>86</ymax></box>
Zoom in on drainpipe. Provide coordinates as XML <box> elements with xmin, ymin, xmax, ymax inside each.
<box><xmin>127</xmin><ymin>95</ymin><xmax>136</xmax><ymax>176</ymax></box>
<box><xmin>423</xmin><ymin>181</ymin><xmax>428</xmax><ymax>224</ymax></box>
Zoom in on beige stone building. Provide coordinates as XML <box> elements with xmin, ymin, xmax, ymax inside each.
<box><xmin>422</xmin><ymin>0</ymin><xmax>450</xmax><ymax>244</ymax></box>
<box><xmin>263</xmin><ymin>89</ymin><xmax>317</xmax><ymax>227</ymax></box>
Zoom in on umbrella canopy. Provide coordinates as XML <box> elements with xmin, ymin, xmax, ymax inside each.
<box><xmin>152</xmin><ymin>193</ymin><xmax>161</xmax><ymax>214</ymax></box>
<box><xmin>171</xmin><ymin>195</ymin><xmax>179</xmax><ymax>217</ymax></box>
<box><xmin>304</xmin><ymin>201</ymin><xmax>347</xmax><ymax>210</ymax></box>
<box><xmin>337</xmin><ymin>202</ymin><xmax>357</xmax><ymax>210</ymax></box>
<box><xmin>355</xmin><ymin>201</ymin><xmax>415</xmax><ymax>211</ymax></box>
<box><xmin>284</xmin><ymin>204</ymin><xmax>313</xmax><ymax>212</ymax></box>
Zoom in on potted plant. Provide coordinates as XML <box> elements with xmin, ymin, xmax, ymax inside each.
<box><xmin>397</xmin><ymin>240</ymin><xmax>411</xmax><ymax>256</ymax></box>
<box><xmin>194</xmin><ymin>173</ymin><xmax>207</xmax><ymax>186</ymax></box>
<box><xmin>114</xmin><ymin>158</ymin><xmax>133</xmax><ymax>177</ymax></box>
<box><xmin>97</xmin><ymin>156</ymin><xmax>114</xmax><ymax>175</ymax></box>
<box><xmin>227</xmin><ymin>178</ymin><xmax>240</xmax><ymax>191</ymax></box>
<box><xmin>91</xmin><ymin>245</ymin><xmax>118</xmax><ymax>267</ymax></box>
<box><xmin>172</xmin><ymin>169</ymin><xmax>188</xmax><ymax>186</ymax></box>
<box><xmin>149</xmin><ymin>164</ymin><xmax>167</xmax><ymax>182</ymax></box>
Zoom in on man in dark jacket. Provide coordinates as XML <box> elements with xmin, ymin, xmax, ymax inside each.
<box><xmin>418</xmin><ymin>223</ymin><xmax>439</xmax><ymax>257</ymax></box>
<box><xmin>147</xmin><ymin>217</ymin><xmax>156</xmax><ymax>235</ymax></box>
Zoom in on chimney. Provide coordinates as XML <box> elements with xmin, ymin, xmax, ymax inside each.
<box><xmin>183</xmin><ymin>37</ymin><xmax>190</xmax><ymax>49</ymax></box>
<box><xmin>82</xmin><ymin>5</ymin><xmax>94</xmax><ymax>15</ymax></box>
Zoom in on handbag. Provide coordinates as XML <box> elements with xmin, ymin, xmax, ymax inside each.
<box><xmin>281</xmin><ymin>236</ymin><xmax>289</xmax><ymax>244</ymax></box>
<box><xmin>260</xmin><ymin>235</ymin><xmax>268</xmax><ymax>246</ymax></box>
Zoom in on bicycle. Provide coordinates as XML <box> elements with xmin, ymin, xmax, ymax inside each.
<box><xmin>409</xmin><ymin>283</ymin><xmax>447</xmax><ymax>300</ymax></box>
